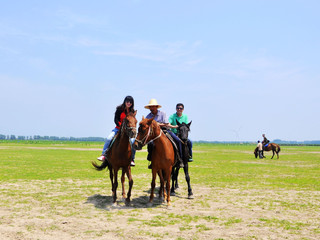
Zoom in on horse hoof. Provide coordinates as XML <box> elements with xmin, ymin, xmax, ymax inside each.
<box><xmin>170</xmin><ymin>192</ymin><xmax>176</xmax><ymax>196</ymax></box>
<box><xmin>112</xmin><ymin>202</ymin><xmax>117</xmax><ymax>207</ymax></box>
<box><xmin>188</xmin><ymin>194</ymin><xmax>194</xmax><ymax>199</ymax></box>
<box><xmin>125</xmin><ymin>199</ymin><xmax>131</xmax><ymax>206</ymax></box>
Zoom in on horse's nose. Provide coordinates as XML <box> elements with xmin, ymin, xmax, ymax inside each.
<box><xmin>129</xmin><ymin>130</ymin><xmax>136</xmax><ymax>138</ymax></box>
<box><xmin>133</xmin><ymin>141</ymin><xmax>141</xmax><ymax>150</ymax></box>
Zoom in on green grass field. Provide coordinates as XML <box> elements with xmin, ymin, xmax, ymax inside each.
<box><xmin>0</xmin><ymin>141</ymin><xmax>319</xmax><ymax>239</ymax></box>
<box><xmin>1</xmin><ymin>141</ymin><xmax>319</xmax><ymax>190</ymax></box>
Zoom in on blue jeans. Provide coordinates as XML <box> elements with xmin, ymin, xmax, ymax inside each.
<box><xmin>102</xmin><ymin>128</ymin><xmax>136</xmax><ymax>160</ymax></box>
<box><xmin>102</xmin><ymin>128</ymin><xmax>118</xmax><ymax>154</ymax></box>
<box><xmin>187</xmin><ymin>138</ymin><xmax>193</xmax><ymax>158</ymax></box>
<box><xmin>167</xmin><ymin>130</ymin><xmax>182</xmax><ymax>158</ymax></box>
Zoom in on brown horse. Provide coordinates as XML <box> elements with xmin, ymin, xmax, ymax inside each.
<box><xmin>92</xmin><ymin>111</ymin><xmax>137</xmax><ymax>206</ymax></box>
<box><xmin>254</xmin><ymin>143</ymin><xmax>281</xmax><ymax>159</ymax></box>
<box><xmin>134</xmin><ymin>117</ymin><xmax>175</xmax><ymax>207</ymax></box>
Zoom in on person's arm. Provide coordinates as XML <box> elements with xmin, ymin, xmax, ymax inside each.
<box><xmin>114</xmin><ymin>108</ymin><xmax>122</xmax><ymax>127</ymax></box>
<box><xmin>159</xmin><ymin>122</ymin><xmax>177</xmax><ymax>129</ymax></box>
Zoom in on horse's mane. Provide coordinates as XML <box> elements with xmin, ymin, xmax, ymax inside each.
<box><xmin>120</xmin><ymin>111</ymin><xmax>136</xmax><ymax>137</ymax></box>
<box><xmin>149</xmin><ymin>118</ymin><xmax>160</xmax><ymax>136</ymax></box>
<box><xmin>126</xmin><ymin>111</ymin><xmax>135</xmax><ymax>117</ymax></box>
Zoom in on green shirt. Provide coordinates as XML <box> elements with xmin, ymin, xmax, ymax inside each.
<box><xmin>168</xmin><ymin>113</ymin><xmax>188</xmax><ymax>134</ymax></box>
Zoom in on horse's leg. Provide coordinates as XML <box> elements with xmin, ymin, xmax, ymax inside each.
<box><xmin>163</xmin><ymin>170</ymin><xmax>168</xmax><ymax>202</ymax></box>
<box><xmin>109</xmin><ymin>167</ymin><xmax>114</xmax><ymax>197</ymax></box>
<box><xmin>170</xmin><ymin>166</ymin><xmax>178</xmax><ymax>196</ymax></box>
<box><xmin>158</xmin><ymin>170</ymin><xmax>165</xmax><ymax>202</ymax></box>
<box><xmin>271</xmin><ymin>149</ymin><xmax>275</xmax><ymax>159</ymax></box>
<box><xmin>165</xmin><ymin>169</ymin><xmax>171</xmax><ymax>206</ymax></box>
<box><xmin>183</xmin><ymin>163</ymin><xmax>193</xmax><ymax>199</ymax></box>
<box><xmin>121</xmin><ymin>169</ymin><xmax>126</xmax><ymax>200</ymax></box>
<box><xmin>125</xmin><ymin>168</ymin><xmax>133</xmax><ymax>205</ymax></box>
<box><xmin>148</xmin><ymin>169</ymin><xmax>157</xmax><ymax>206</ymax></box>
<box><xmin>112</xmin><ymin>169</ymin><xmax>119</xmax><ymax>204</ymax></box>
<box><xmin>162</xmin><ymin>175</ymin><xmax>167</xmax><ymax>203</ymax></box>
<box><xmin>175</xmin><ymin>166</ymin><xmax>180</xmax><ymax>189</ymax></box>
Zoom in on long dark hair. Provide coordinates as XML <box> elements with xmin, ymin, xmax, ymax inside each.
<box><xmin>116</xmin><ymin>95</ymin><xmax>135</xmax><ymax>114</ymax></box>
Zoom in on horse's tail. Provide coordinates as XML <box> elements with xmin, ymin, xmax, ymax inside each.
<box><xmin>277</xmin><ymin>145</ymin><xmax>281</xmax><ymax>153</ymax></box>
<box><xmin>92</xmin><ymin>160</ymin><xmax>109</xmax><ymax>171</ymax></box>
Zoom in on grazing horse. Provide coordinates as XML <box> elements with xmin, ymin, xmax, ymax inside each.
<box><xmin>254</xmin><ymin>143</ymin><xmax>281</xmax><ymax>159</ymax></box>
<box><xmin>171</xmin><ymin>121</ymin><xmax>193</xmax><ymax>199</ymax></box>
<box><xmin>134</xmin><ymin>117</ymin><xmax>175</xmax><ymax>207</ymax></box>
<box><xmin>92</xmin><ymin>111</ymin><xmax>137</xmax><ymax>206</ymax></box>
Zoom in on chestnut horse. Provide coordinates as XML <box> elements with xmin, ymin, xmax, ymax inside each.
<box><xmin>254</xmin><ymin>143</ymin><xmax>281</xmax><ymax>159</ymax></box>
<box><xmin>92</xmin><ymin>111</ymin><xmax>137</xmax><ymax>206</ymax></box>
<box><xmin>171</xmin><ymin>120</ymin><xmax>193</xmax><ymax>199</ymax></box>
<box><xmin>134</xmin><ymin>117</ymin><xmax>175</xmax><ymax>207</ymax></box>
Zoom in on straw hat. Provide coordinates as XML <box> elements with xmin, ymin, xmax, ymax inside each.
<box><xmin>144</xmin><ymin>99</ymin><xmax>162</xmax><ymax>109</ymax></box>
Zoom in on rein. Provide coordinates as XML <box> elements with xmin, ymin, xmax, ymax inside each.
<box><xmin>177</xmin><ymin>127</ymin><xmax>188</xmax><ymax>145</ymax></box>
<box><xmin>179</xmin><ymin>138</ymin><xmax>187</xmax><ymax>145</ymax></box>
<box><xmin>135</xmin><ymin>125</ymin><xmax>162</xmax><ymax>146</ymax></box>
<box><xmin>120</xmin><ymin>119</ymin><xmax>136</xmax><ymax>139</ymax></box>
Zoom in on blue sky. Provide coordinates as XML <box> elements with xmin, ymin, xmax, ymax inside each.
<box><xmin>0</xmin><ymin>0</ymin><xmax>319</xmax><ymax>141</ymax></box>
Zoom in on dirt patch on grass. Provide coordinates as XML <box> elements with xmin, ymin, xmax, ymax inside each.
<box><xmin>1</xmin><ymin>179</ymin><xmax>319</xmax><ymax>240</ymax></box>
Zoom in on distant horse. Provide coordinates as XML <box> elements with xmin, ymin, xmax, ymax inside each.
<box><xmin>171</xmin><ymin>120</ymin><xmax>193</xmax><ymax>199</ymax></box>
<box><xmin>254</xmin><ymin>143</ymin><xmax>281</xmax><ymax>159</ymax></box>
<box><xmin>134</xmin><ymin>117</ymin><xmax>175</xmax><ymax>207</ymax></box>
<box><xmin>92</xmin><ymin>111</ymin><xmax>137</xmax><ymax>205</ymax></box>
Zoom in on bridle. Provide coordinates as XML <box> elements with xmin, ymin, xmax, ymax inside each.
<box><xmin>121</xmin><ymin>117</ymin><xmax>136</xmax><ymax>137</ymax></box>
<box><xmin>135</xmin><ymin>124</ymin><xmax>162</xmax><ymax>146</ymax></box>
<box><xmin>177</xmin><ymin>125</ymin><xmax>189</xmax><ymax>145</ymax></box>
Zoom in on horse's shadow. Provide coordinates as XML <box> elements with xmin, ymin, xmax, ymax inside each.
<box><xmin>85</xmin><ymin>188</ymin><xmax>167</xmax><ymax>210</ymax></box>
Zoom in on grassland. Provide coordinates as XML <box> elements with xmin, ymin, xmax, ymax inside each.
<box><xmin>0</xmin><ymin>141</ymin><xmax>319</xmax><ymax>239</ymax></box>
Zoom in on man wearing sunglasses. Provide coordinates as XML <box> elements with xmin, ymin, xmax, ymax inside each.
<box><xmin>169</xmin><ymin>103</ymin><xmax>193</xmax><ymax>162</ymax></box>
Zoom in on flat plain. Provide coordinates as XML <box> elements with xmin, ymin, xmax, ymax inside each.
<box><xmin>0</xmin><ymin>141</ymin><xmax>319</xmax><ymax>240</ymax></box>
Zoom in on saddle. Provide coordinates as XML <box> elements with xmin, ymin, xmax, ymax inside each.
<box><xmin>102</xmin><ymin>133</ymin><xmax>119</xmax><ymax>158</ymax></box>
<box><xmin>162</xmin><ymin>129</ymin><xmax>181</xmax><ymax>166</ymax></box>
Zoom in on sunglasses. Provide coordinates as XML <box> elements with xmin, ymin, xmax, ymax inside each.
<box><xmin>176</xmin><ymin>107</ymin><xmax>183</xmax><ymax>110</ymax></box>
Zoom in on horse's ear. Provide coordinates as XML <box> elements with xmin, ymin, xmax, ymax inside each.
<box><xmin>187</xmin><ymin>121</ymin><xmax>192</xmax><ymax>128</ymax></box>
<box><xmin>147</xmin><ymin>117</ymin><xmax>154</xmax><ymax>125</ymax></box>
<box><xmin>176</xmin><ymin>120</ymin><xmax>181</xmax><ymax>126</ymax></box>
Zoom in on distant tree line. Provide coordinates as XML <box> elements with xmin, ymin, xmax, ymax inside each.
<box><xmin>1</xmin><ymin>134</ymin><xmax>320</xmax><ymax>145</ymax></box>
<box><xmin>273</xmin><ymin>139</ymin><xmax>320</xmax><ymax>145</ymax></box>
<box><xmin>0</xmin><ymin>134</ymin><xmax>105</xmax><ymax>142</ymax></box>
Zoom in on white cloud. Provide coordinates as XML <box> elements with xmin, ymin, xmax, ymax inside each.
<box><xmin>91</xmin><ymin>40</ymin><xmax>203</xmax><ymax>67</ymax></box>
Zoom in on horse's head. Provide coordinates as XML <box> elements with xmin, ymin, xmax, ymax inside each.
<box><xmin>176</xmin><ymin>120</ymin><xmax>191</xmax><ymax>142</ymax></box>
<box><xmin>134</xmin><ymin>116</ymin><xmax>156</xmax><ymax>150</ymax></box>
<box><xmin>122</xmin><ymin>110</ymin><xmax>137</xmax><ymax>138</ymax></box>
